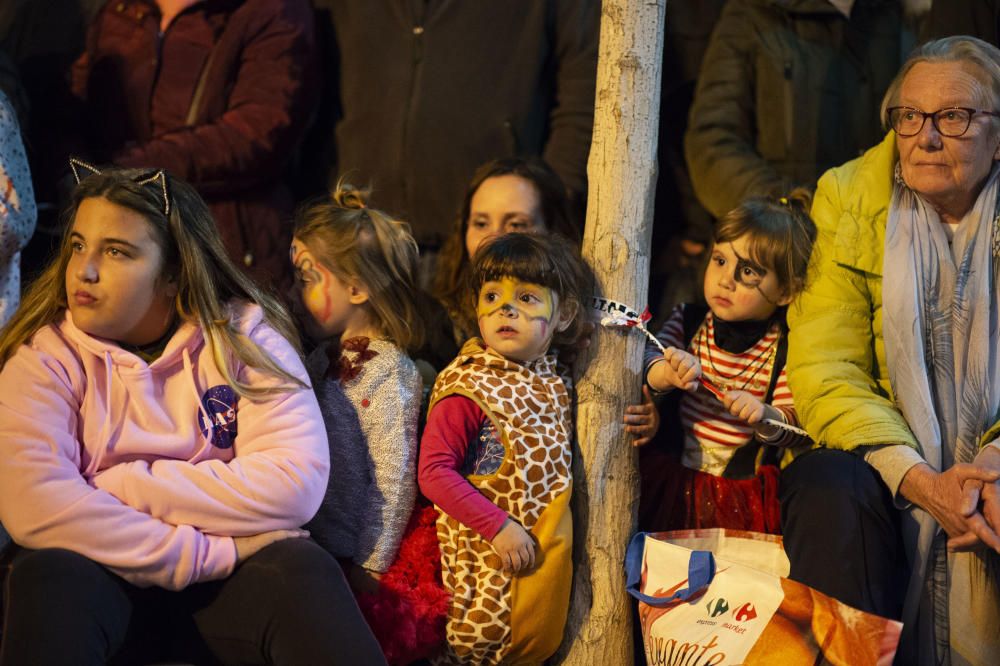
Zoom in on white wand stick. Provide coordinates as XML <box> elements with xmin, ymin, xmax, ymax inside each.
<box><xmin>594</xmin><ymin>299</ymin><xmax>810</xmax><ymax>439</ymax></box>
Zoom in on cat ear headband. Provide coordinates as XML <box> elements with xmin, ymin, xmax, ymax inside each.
<box><xmin>69</xmin><ymin>157</ymin><xmax>171</xmax><ymax>216</ymax></box>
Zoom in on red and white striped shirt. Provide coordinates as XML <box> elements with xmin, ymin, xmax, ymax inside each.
<box><xmin>645</xmin><ymin>305</ymin><xmax>805</xmax><ymax>476</ymax></box>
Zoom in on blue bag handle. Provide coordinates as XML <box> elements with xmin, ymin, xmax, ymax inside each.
<box><xmin>624</xmin><ymin>532</ymin><xmax>716</xmax><ymax>607</ymax></box>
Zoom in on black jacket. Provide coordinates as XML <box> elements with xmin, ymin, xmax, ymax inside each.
<box><xmin>312</xmin><ymin>0</ymin><xmax>598</xmax><ymax>245</ymax></box>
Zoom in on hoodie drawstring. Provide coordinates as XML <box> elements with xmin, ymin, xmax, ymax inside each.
<box><xmin>184</xmin><ymin>348</ymin><xmax>215</xmax><ymax>452</ymax></box>
<box><xmin>83</xmin><ymin>351</ymin><xmax>115</xmax><ymax>477</ymax></box>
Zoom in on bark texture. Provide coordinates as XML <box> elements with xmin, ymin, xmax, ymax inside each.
<box><xmin>557</xmin><ymin>1</ymin><xmax>666</xmax><ymax>663</ymax></box>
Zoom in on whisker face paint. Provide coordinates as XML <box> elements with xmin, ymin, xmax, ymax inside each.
<box><xmin>477</xmin><ymin>276</ymin><xmax>561</xmax><ymax>363</ymax></box>
<box><xmin>477</xmin><ymin>277</ymin><xmax>555</xmax><ymax>322</ymax></box>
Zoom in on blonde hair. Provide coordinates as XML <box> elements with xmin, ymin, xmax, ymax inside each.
<box><xmin>881</xmin><ymin>36</ymin><xmax>1000</xmax><ymax>128</ymax></box>
<box><xmin>714</xmin><ymin>188</ymin><xmax>817</xmax><ymax>299</ymax></box>
<box><xmin>0</xmin><ymin>168</ymin><xmax>306</xmax><ymax>399</ymax></box>
<box><xmin>293</xmin><ymin>179</ymin><xmax>424</xmax><ymax>351</ymax></box>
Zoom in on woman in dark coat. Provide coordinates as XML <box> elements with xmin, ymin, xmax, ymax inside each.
<box><xmin>70</xmin><ymin>0</ymin><xmax>319</xmax><ymax>288</ymax></box>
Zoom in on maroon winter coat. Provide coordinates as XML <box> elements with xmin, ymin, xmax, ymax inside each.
<box><xmin>71</xmin><ymin>0</ymin><xmax>318</xmax><ymax>287</ymax></box>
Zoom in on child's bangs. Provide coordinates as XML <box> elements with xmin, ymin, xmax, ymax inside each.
<box><xmin>741</xmin><ymin>229</ymin><xmax>783</xmax><ymax>274</ymax></box>
<box><xmin>715</xmin><ymin>206</ymin><xmax>787</xmax><ymax>273</ymax></box>
<box><xmin>473</xmin><ymin>246</ymin><xmax>561</xmax><ymax>294</ymax></box>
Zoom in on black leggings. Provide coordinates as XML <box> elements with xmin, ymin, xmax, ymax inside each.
<box><xmin>0</xmin><ymin>538</ymin><xmax>386</xmax><ymax>666</ymax></box>
<box><xmin>780</xmin><ymin>448</ymin><xmax>908</xmax><ymax>620</ymax></box>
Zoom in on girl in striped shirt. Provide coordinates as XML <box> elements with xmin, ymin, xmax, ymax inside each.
<box><xmin>639</xmin><ymin>190</ymin><xmax>816</xmax><ymax>533</ymax></box>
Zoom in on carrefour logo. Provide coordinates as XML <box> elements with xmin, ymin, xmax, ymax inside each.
<box><xmin>733</xmin><ymin>602</ymin><xmax>757</xmax><ymax>622</ymax></box>
<box><xmin>706</xmin><ymin>598</ymin><xmax>729</xmax><ymax>618</ymax></box>
<box><xmin>705</xmin><ymin>598</ymin><xmax>757</xmax><ymax>622</ymax></box>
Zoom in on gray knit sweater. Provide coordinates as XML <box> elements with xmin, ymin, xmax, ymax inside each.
<box><xmin>304</xmin><ymin>338</ymin><xmax>422</xmax><ymax>572</ymax></box>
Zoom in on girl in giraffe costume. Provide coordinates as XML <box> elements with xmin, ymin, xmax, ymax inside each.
<box><xmin>420</xmin><ymin>233</ymin><xmax>651</xmax><ymax>663</ymax></box>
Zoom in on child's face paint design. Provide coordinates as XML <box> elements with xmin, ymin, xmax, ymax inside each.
<box><xmin>703</xmin><ymin>236</ymin><xmax>791</xmax><ymax>322</ymax></box>
<box><xmin>289</xmin><ymin>238</ymin><xmax>356</xmax><ymax>340</ymax></box>
<box><xmin>477</xmin><ymin>277</ymin><xmax>561</xmax><ymax>362</ymax></box>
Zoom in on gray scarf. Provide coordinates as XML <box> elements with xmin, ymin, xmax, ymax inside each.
<box><xmin>884</xmin><ymin>163</ymin><xmax>1000</xmax><ymax>664</ymax></box>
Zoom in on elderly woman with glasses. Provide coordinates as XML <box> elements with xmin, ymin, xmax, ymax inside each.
<box><xmin>781</xmin><ymin>36</ymin><xmax>1000</xmax><ymax>664</ymax></box>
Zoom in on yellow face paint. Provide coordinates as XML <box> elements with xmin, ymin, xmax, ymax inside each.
<box><xmin>290</xmin><ymin>237</ymin><xmax>360</xmax><ymax>341</ymax></box>
<box><xmin>477</xmin><ymin>277</ymin><xmax>555</xmax><ymax>322</ymax></box>
<box><xmin>476</xmin><ymin>276</ymin><xmax>564</xmax><ymax>362</ymax></box>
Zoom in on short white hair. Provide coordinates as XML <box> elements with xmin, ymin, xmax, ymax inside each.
<box><xmin>881</xmin><ymin>36</ymin><xmax>1000</xmax><ymax>129</ymax></box>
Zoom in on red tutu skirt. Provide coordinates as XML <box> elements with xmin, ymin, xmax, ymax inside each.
<box><xmin>354</xmin><ymin>500</ymin><xmax>450</xmax><ymax>665</ymax></box>
<box><xmin>639</xmin><ymin>447</ymin><xmax>781</xmax><ymax>534</ymax></box>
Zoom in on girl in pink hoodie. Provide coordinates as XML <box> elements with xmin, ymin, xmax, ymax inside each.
<box><xmin>0</xmin><ymin>163</ymin><xmax>385</xmax><ymax>665</ymax></box>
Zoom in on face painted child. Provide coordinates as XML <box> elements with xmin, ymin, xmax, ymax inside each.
<box><xmin>703</xmin><ymin>235</ymin><xmax>791</xmax><ymax>322</ymax></box>
<box><xmin>476</xmin><ymin>276</ymin><xmax>573</xmax><ymax>363</ymax></box>
<box><xmin>289</xmin><ymin>238</ymin><xmax>374</xmax><ymax>342</ymax></box>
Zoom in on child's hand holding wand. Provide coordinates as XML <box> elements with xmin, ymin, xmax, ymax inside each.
<box><xmin>646</xmin><ymin>347</ymin><xmax>702</xmax><ymax>393</ymax></box>
<box><xmin>722</xmin><ymin>390</ymin><xmax>791</xmax><ymax>443</ymax></box>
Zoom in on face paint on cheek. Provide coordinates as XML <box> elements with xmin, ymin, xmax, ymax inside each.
<box><xmin>290</xmin><ymin>240</ymin><xmax>306</xmax><ymax>267</ymax></box>
<box><xmin>533</xmin><ymin>288</ymin><xmax>555</xmax><ymax>322</ymax></box>
<box><xmin>314</xmin><ymin>264</ymin><xmax>337</xmax><ymax>323</ymax></box>
<box><xmin>293</xmin><ymin>254</ymin><xmax>331</xmax><ymax>324</ymax></box>
<box><xmin>527</xmin><ymin>288</ymin><xmax>557</xmax><ymax>338</ymax></box>
<box><xmin>302</xmin><ymin>285</ymin><xmax>331</xmax><ymax>324</ymax></box>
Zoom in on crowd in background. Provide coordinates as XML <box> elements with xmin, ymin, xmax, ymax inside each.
<box><xmin>2</xmin><ymin>1</ymin><xmax>1000</xmax><ymax>664</ymax></box>
<box><xmin>2</xmin><ymin>0</ymin><xmax>998</xmax><ymax>318</ymax></box>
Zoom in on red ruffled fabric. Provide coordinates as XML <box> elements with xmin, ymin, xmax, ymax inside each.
<box><xmin>355</xmin><ymin>500</ymin><xmax>450</xmax><ymax>665</ymax></box>
<box><xmin>640</xmin><ymin>451</ymin><xmax>781</xmax><ymax>535</ymax></box>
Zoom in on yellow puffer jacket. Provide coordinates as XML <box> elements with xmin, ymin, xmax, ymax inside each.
<box><xmin>786</xmin><ymin>131</ymin><xmax>919</xmax><ymax>451</ymax></box>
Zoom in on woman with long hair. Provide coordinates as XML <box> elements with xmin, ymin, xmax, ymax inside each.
<box><xmin>0</xmin><ymin>163</ymin><xmax>384</xmax><ymax>665</ymax></box>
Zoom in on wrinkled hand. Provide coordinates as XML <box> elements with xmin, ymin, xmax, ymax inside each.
<box><xmin>648</xmin><ymin>347</ymin><xmax>701</xmax><ymax>392</ymax></box>
<box><xmin>722</xmin><ymin>390</ymin><xmax>767</xmax><ymax>424</ymax></box>
<box><xmin>491</xmin><ymin>518</ymin><xmax>536</xmax><ymax>573</ymax></box>
<box><xmin>348</xmin><ymin>564</ymin><xmax>384</xmax><ymax>595</ymax></box>
<box><xmin>950</xmin><ymin>446</ymin><xmax>1000</xmax><ymax>553</ymax></box>
<box><xmin>624</xmin><ymin>386</ymin><xmax>660</xmax><ymax>447</ymax></box>
<box><xmin>900</xmin><ymin>463</ymin><xmax>1000</xmax><ymax>552</ymax></box>
<box><xmin>234</xmin><ymin>529</ymin><xmax>309</xmax><ymax>563</ymax></box>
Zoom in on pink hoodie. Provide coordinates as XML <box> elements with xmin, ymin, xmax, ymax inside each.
<box><xmin>0</xmin><ymin>301</ymin><xmax>329</xmax><ymax>590</ymax></box>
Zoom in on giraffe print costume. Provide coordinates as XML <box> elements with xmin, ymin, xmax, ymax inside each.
<box><xmin>429</xmin><ymin>338</ymin><xmax>574</xmax><ymax>665</ymax></box>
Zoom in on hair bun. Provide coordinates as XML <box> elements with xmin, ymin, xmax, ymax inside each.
<box><xmin>330</xmin><ymin>176</ymin><xmax>370</xmax><ymax>210</ymax></box>
<box><xmin>782</xmin><ymin>187</ymin><xmax>813</xmax><ymax>212</ymax></box>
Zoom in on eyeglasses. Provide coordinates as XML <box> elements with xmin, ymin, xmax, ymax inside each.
<box><xmin>886</xmin><ymin>106</ymin><xmax>1000</xmax><ymax>138</ymax></box>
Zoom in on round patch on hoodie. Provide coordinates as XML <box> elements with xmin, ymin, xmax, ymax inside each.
<box><xmin>199</xmin><ymin>385</ymin><xmax>239</xmax><ymax>449</ymax></box>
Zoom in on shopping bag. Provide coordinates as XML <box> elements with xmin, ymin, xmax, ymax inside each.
<box><xmin>649</xmin><ymin>528</ymin><xmax>789</xmax><ymax>576</ymax></box>
<box><xmin>626</xmin><ymin>530</ymin><xmax>902</xmax><ymax>665</ymax></box>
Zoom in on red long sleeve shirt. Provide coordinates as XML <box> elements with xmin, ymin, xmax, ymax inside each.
<box><xmin>418</xmin><ymin>395</ymin><xmax>508</xmax><ymax>540</ymax></box>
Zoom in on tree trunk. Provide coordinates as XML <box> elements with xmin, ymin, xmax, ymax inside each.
<box><xmin>556</xmin><ymin>1</ymin><xmax>665</xmax><ymax>664</ymax></box>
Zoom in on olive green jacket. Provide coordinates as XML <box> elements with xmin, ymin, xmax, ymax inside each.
<box><xmin>684</xmin><ymin>0</ymin><xmax>904</xmax><ymax>219</ymax></box>
<box><xmin>786</xmin><ymin>132</ymin><xmax>920</xmax><ymax>452</ymax></box>
<box><xmin>789</xmin><ymin>131</ymin><xmax>1000</xmax><ymax>455</ymax></box>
